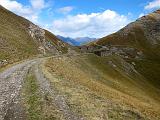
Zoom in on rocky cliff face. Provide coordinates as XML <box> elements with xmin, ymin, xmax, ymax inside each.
<box><xmin>28</xmin><ymin>24</ymin><xmax>60</xmax><ymax>54</ymax></box>
<box><xmin>28</xmin><ymin>24</ymin><xmax>47</xmax><ymax>54</ymax></box>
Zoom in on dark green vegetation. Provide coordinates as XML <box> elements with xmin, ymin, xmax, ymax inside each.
<box><xmin>134</xmin><ymin>59</ymin><xmax>160</xmax><ymax>89</ymax></box>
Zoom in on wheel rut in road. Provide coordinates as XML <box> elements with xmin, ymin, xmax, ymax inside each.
<box><xmin>0</xmin><ymin>60</ymin><xmax>37</xmax><ymax>120</ymax></box>
<box><xmin>34</xmin><ymin>60</ymin><xmax>84</xmax><ymax>120</ymax></box>
<box><xmin>0</xmin><ymin>58</ymin><xmax>84</xmax><ymax>120</ymax></box>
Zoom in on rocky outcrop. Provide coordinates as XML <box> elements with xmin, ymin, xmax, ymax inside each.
<box><xmin>0</xmin><ymin>59</ymin><xmax>8</xmax><ymax>67</ymax></box>
<box><xmin>28</xmin><ymin>24</ymin><xmax>58</xmax><ymax>54</ymax></box>
<box><xmin>28</xmin><ymin>24</ymin><xmax>45</xmax><ymax>43</ymax></box>
<box><xmin>80</xmin><ymin>45</ymin><xmax>144</xmax><ymax>59</ymax></box>
<box><xmin>108</xmin><ymin>59</ymin><xmax>138</xmax><ymax>75</ymax></box>
<box><xmin>138</xmin><ymin>11</ymin><xmax>160</xmax><ymax>45</ymax></box>
<box><xmin>0</xmin><ymin>5</ymin><xmax>70</xmax><ymax>68</ymax></box>
<box><xmin>98</xmin><ymin>46</ymin><xmax>144</xmax><ymax>59</ymax></box>
<box><xmin>118</xmin><ymin>10</ymin><xmax>160</xmax><ymax>46</ymax></box>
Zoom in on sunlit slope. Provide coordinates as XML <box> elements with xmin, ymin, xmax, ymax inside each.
<box><xmin>89</xmin><ymin>10</ymin><xmax>160</xmax><ymax>60</ymax></box>
<box><xmin>85</xmin><ymin>10</ymin><xmax>160</xmax><ymax>95</ymax></box>
<box><xmin>46</xmin><ymin>54</ymin><xmax>160</xmax><ymax>119</ymax></box>
<box><xmin>0</xmin><ymin>5</ymin><xmax>68</xmax><ymax>66</ymax></box>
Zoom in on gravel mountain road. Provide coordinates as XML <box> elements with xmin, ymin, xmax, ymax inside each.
<box><xmin>0</xmin><ymin>59</ymin><xmax>37</xmax><ymax>120</ymax></box>
<box><xmin>0</xmin><ymin>57</ymin><xmax>83</xmax><ymax>120</ymax></box>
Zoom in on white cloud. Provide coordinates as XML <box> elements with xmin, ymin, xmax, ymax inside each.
<box><xmin>0</xmin><ymin>1</ymin><xmax>131</xmax><ymax>38</ymax></box>
<box><xmin>57</xmin><ymin>6</ymin><xmax>74</xmax><ymax>14</ymax></box>
<box><xmin>145</xmin><ymin>0</ymin><xmax>160</xmax><ymax>10</ymax></box>
<box><xmin>0</xmin><ymin>0</ymin><xmax>32</xmax><ymax>14</ymax></box>
<box><xmin>138</xmin><ymin>13</ymin><xmax>145</xmax><ymax>18</ymax></box>
<box><xmin>30</xmin><ymin>0</ymin><xmax>45</xmax><ymax>9</ymax></box>
<box><xmin>0</xmin><ymin>0</ymin><xmax>47</xmax><ymax>23</ymax></box>
<box><xmin>51</xmin><ymin>10</ymin><xmax>131</xmax><ymax>38</ymax></box>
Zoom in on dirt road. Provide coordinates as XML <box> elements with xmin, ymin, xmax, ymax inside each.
<box><xmin>0</xmin><ymin>59</ymin><xmax>37</xmax><ymax>120</ymax></box>
<box><xmin>0</xmin><ymin>58</ymin><xmax>83</xmax><ymax>120</ymax></box>
<box><xmin>0</xmin><ymin>55</ymin><xmax>150</xmax><ymax>120</ymax></box>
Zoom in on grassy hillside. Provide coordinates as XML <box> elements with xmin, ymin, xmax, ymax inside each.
<box><xmin>69</xmin><ymin>10</ymin><xmax>160</xmax><ymax>119</ymax></box>
<box><xmin>0</xmin><ymin>6</ymin><xmax>38</xmax><ymax>63</ymax></box>
<box><xmin>89</xmin><ymin>10</ymin><xmax>160</xmax><ymax>60</ymax></box>
<box><xmin>45</xmin><ymin>30</ymin><xmax>69</xmax><ymax>54</ymax></box>
<box><xmin>92</xmin><ymin>27</ymin><xmax>160</xmax><ymax>60</ymax></box>
<box><xmin>84</xmin><ymin>10</ymin><xmax>160</xmax><ymax>100</ymax></box>
<box><xmin>0</xmin><ymin>5</ymin><xmax>68</xmax><ymax>67</ymax></box>
<box><xmin>45</xmin><ymin>54</ymin><xmax>160</xmax><ymax>119</ymax></box>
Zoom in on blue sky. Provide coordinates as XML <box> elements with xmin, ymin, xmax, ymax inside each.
<box><xmin>0</xmin><ymin>0</ymin><xmax>160</xmax><ymax>38</ymax></box>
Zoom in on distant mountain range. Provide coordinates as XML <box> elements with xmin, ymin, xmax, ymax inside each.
<box><xmin>57</xmin><ymin>35</ymin><xmax>97</xmax><ymax>46</ymax></box>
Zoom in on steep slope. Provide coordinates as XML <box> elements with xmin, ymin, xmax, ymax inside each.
<box><xmin>82</xmin><ymin>10</ymin><xmax>160</xmax><ymax>89</ymax></box>
<box><xmin>74</xmin><ymin>10</ymin><xmax>160</xmax><ymax>119</ymax></box>
<box><xmin>0</xmin><ymin>5</ymin><xmax>68</xmax><ymax>67</ymax></box>
<box><xmin>88</xmin><ymin>9</ymin><xmax>160</xmax><ymax>60</ymax></box>
<box><xmin>46</xmin><ymin>54</ymin><xmax>160</xmax><ymax>119</ymax></box>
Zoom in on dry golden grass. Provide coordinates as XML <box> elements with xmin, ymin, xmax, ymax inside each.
<box><xmin>0</xmin><ymin>6</ymin><xmax>68</xmax><ymax>68</ymax></box>
<box><xmin>22</xmin><ymin>67</ymin><xmax>65</xmax><ymax>120</ymax></box>
<box><xmin>44</xmin><ymin>54</ymin><xmax>160</xmax><ymax>120</ymax></box>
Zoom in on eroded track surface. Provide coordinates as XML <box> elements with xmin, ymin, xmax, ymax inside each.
<box><xmin>0</xmin><ymin>58</ymin><xmax>83</xmax><ymax>120</ymax></box>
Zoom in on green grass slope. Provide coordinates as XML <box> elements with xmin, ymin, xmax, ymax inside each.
<box><xmin>0</xmin><ymin>5</ymin><xmax>68</xmax><ymax>67</ymax></box>
<box><xmin>46</xmin><ymin>54</ymin><xmax>160</xmax><ymax>119</ymax></box>
<box><xmin>77</xmin><ymin>10</ymin><xmax>160</xmax><ymax>119</ymax></box>
<box><xmin>86</xmin><ymin>10</ymin><xmax>160</xmax><ymax>99</ymax></box>
<box><xmin>0</xmin><ymin>6</ymin><xmax>38</xmax><ymax>63</ymax></box>
<box><xmin>89</xmin><ymin>9</ymin><xmax>160</xmax><ymax>60</ymax></box>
